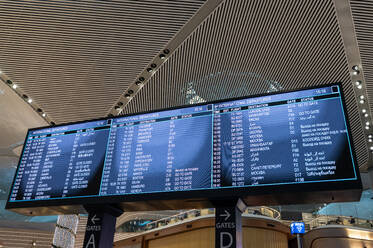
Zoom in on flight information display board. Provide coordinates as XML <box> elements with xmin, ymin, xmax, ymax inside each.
<box><xmin>6</xmin><ymin>84</ymin><xmax>361</xmax><ymax>212</ymax></box>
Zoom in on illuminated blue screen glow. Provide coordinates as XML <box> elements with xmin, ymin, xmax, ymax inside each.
<box><xmin>8</xmin><ymin>85</ymin><xmax>357</xmax><ymax>202</ymax></box>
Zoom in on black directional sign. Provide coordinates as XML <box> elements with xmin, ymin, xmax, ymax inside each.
<box><xmin>83</xmin><ymin>208</ymin><xmax>120</xmax><ymax>248</ymax></box>
<box><xmin>215</xmin><ymin>206</ymin><xmax>242</xmax><ymax>248</ymax></box>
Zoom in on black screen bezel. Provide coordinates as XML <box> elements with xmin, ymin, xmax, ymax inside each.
<box><xmin>5</xmin><ymin>82</ymin><xmax>362</xmax><ymax>212</ymax></box>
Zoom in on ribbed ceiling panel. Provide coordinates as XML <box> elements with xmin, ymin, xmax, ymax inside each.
<box><xmin>124</xmin><ymin>0</ymin><xmax>367</xmax><ymax>167</ymax></box>
<box><xmin>350</xmin><ymin>0</ymin><xmax>373</xmax><ymax>124</ymax></box>
<box><xmin>0</xmin><ymin>0</ymin><xmax>205</xmax><ymax>123</ymax></box>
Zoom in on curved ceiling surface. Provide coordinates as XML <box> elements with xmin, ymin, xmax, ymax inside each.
<box><xmin>122</xmin><ymin>0</ymin><xmax>370</xmax><ymax>168</ymax></box>
<box><xmin>0</xmin><ymin>0</ymin><xmax>205</xmax><ymax>123</ymax></box>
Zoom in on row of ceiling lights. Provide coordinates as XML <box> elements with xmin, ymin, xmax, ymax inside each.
<box><xmin>351</xmin><ymin>65</ymin><xmax>373</xmax><ymax>153</ymax></box>
<box><xmin>109</xmin><ymin>49</ymin><xmax>171</xmax><ymax>117</ymax></box>
<box><xmin>0</xmin><ymin>70</ymin><xmax>55</xmax><ymax>125</ymax></box>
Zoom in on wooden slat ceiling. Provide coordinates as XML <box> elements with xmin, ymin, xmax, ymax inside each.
<box><xmin>350</xmin><ymin>0</ymin><xmax>373</xmax><ymax>132</ymax></box>
<box><xmin>0</xmin><ymin>0</ymin><xmax>372</xmax><ymax>168</ymax></box>
<box><xmin>0</xmin><ymin>0</ymin><xmax>205</xmax><ymax>123</ymax></box>
<box><xmin>122</xmin><ymin>0</ymin><xmax>369</xmax><ymax>168</ymax></box>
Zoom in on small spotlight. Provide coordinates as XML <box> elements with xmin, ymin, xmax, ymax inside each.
<box><xmin>135</xmin><ymin>81</ymin><xmax>143</xmax><ymax>86</ymax></box>
<box><xmin>42</xmin><ymin>113</ymin><xmax>46</xmax><ymax>117</ymax></box>
<box><xmin>124</xmin><ymin>93</ymin><xmax>131</xmax><ymax>98</ymax></box>
<box><xmin>369</xmin><ymin>138</ymin><xmax>373</xmax><ymax>143</ymax></box>
<box><xmin>368</xmin><ymin>134</ymin><xmax>373</xmax><ymax>139</ymax></box>
<box><xmin>357</xmin><ymin>85</ymin><xmax>362</xmax><ymax>89</ymax></box>
<box><xmin>0</xmin><ymin>70</ymin><xmax>2</xmax><ymax>74</ymax></box>
<box><xmin>370</xmin><ymin>146</ymin><xmax>373</xmax><ymax>151</ymax></box>
<box><xmin>360</xmin><ymin>99</ymin><xmax>365</xmax><ymax>104</ymax></box>
<box><xmin>355</xmin><ymin>81</ymin><xmax>362</xmax><ymax>89</ymax></box>
<box><xmin>28</xmin><ymin>99</ymin><xmax>32</xmax><ymax>103</ymax></box>
<box><xmin>352</xmin><ymin>70</ymin><xmax>359</xmax><ymax>75</ymax></box>
<box><xmin>128</xmin><ymin>90</ymin><xmax>134</xmax><ymax>94</ymax></box>
<box><xmin>365</xmin><ymin>113</ymin><xmax>369</xmax><ymax>118</ymax></box>
<box><xmin>12</xmin><ymin>84</ymin><xmax>17</xmax><ymax>89</ymax></box>
<box><xmin>114</xmin><ymin>105</ymin><xmax>120</xmax><ymax>110</ymax></box>
<box><xmin>6</xmin><ymin>80</ymin><xmax>12</xmax><ymax>85</ymax></box>
<box><xmin>366</xmin><ymin>122</ymin><xmax>370</xmax><ymax>126</ymax></box>
<box><xmin>362</xmin><ymin>109</ymin><xmax>367</xmax><ymax>113</ymax></box>
<box><xmin>163</xmin><ymin>49</ymin><xmax>170</xmax><ymax>54</ymax></box>
<box><xmin>352</xmin><ymin>65</ymin><xmax>359</xmax><ymax>71</ymax></box>
<box><xmin>366</xmin><ymin>126</ymin><xmax>370</xmax><ymax>130</ymax></box>
<box><xmin>360</xmin><ymin>95</ymin><xmax>365</xmax><ymax>100</ymax></box>
<box><xmin>159</xmin><ymin>54</ymin><xmax>166</xmax><ymax>59</ymax></box>
<box><xmin>151</xmin><ymin>63</ymin><xmax>157</xmax><ymax>68</ymax></box>
<box><xmin>147</xmin><ymin>68</ymin><xmax>153</xmax><ymax>73</ymax></box>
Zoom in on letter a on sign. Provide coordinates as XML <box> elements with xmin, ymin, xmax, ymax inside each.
<box><xmin>85</xmin><ymin>234</ymin><xmax>96</xmax><ymax>248</ymax></box>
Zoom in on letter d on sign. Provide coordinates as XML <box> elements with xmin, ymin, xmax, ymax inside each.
<box><xmin>220</xmin><ymin>232</ymin><xmax>233</xmax><ymax>248</ymax></box>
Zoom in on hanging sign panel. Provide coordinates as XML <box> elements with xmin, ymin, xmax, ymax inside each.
<box><xmin>6</xmin><ymin>83</ymin><xmax>362</xmax><ymax>215</ymax></box>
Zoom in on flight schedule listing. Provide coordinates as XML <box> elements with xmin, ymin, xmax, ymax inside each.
<box><xmin>9</xmin><ymin>84</ymin><xmax>357</xmax><ymax>202</ymax></box>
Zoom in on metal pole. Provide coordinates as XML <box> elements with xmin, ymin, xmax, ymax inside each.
<box><xmin>296</xmin><ymin>234</ymin><xmax>302</xmax><ymax>248</ymax></box>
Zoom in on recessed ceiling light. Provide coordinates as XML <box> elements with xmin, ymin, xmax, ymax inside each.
<box><xmin>12</xmin><ymin>84</ymin><xmax>17</xmax><ymax>89</ymax></box>
<box><xmin>42</xmin><ymin>113</ymin><xmax>46</xmax><ymax>117</ymax></box>
<box><xmin>352</xmin><ymin>65</ymin><xmax>359</xmax><ymax>71</ymax></box>
<box><xmin>366</xmin><ymin>122</ymin><xmax>370</xmax><ymax>126</ymax></box>
<box><xmin>28</xmin><ymin>99</ymin><xmax>32</xmax><ymax>103</ymax></box>
<box><xmin>352</xmin><ymin>71</ymin><xmax>359</xmax><ymax>75</ymax></box>
<box><xmin>355</xmin><ymin>81</ymin><xmax>362</xmax><ymax>89</ymax></box>
<box><xmin>370</xmin><ymin>146</ymin><xmax>373</xmax><ymax>151</ymax></box>
<box><xmin>360</xmin><ymin>99</ymin><xmax>365</xmax><ymax>104</ymax></box>
<box><xmin>365</xmin><ymin>113</ymin><xmax>369</xmax><ymax>118</ymax></box>
<box><xmin>360</xmin><ymin>95</ymin><xmax>365</xmax><ymax>100</ymax></box>
<box><xmin>366</xmin><ymin>126</ymin><xmax>370</xmax><ymax>130</ymax></box>
<box><xmin>368</xmin><ymin>134</ymin><xmax>373</xmax><ymax>139</ymax></box>
<box><xmin>362</xmin><ymin>109</ymin><xmax>367</xmax><ymax>113</ymax></box>
<box><xmin>369</xmin><ymin>138</ymin><xmax>373</xmax><ymax>143</ymax></box>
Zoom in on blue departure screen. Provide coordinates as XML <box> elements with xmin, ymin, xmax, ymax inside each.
<box><xmin>8</xmin><ymin>85</ymin><xmax>357</xmax><ymax>202</ymax></box>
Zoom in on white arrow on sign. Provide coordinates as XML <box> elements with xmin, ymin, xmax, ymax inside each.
<box><xmin>220</xmin><ymin>210</ymin><xmax>231</xmax><ymax>221</ymax></box>
<box><xmin>297</xmin><ymin>226</ymin><xmax>303</xmax><ymax>232</ymax></box>
<box><xmin>91</xmin><ymin>214</ymin><xmax>100</xmax><ymax>225</ymax></box>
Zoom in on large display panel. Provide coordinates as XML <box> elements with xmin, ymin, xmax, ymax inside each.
<box><xmin>6</xmin><ymin>83</ymin><xmax>362</xmax><ymax>215</ymax></box>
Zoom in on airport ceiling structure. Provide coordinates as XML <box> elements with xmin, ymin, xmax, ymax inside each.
<box><xmin>0</xmin><ymin>0</ymin><xmax>373</xmax><ymax>221</ymax></box>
